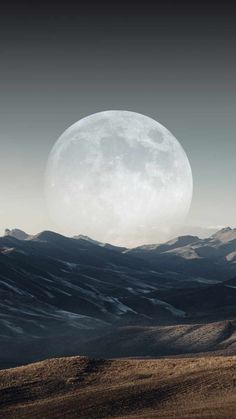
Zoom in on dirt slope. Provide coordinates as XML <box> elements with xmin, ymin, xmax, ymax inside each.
<box><xmin>79</xmin><ymin>320</ymin><xmax>236</xmax><ymax>358</ymax></box>
<box><xmin>0</xmin><ymin>355</ymin><xmax>235</xmax><ymax>418</ymax></box>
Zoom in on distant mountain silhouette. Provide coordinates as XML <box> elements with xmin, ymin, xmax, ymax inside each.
<box><xmin>127</xmin><ymin>227</ymin><xmax>236</xmax><ymax>280</ymax></box>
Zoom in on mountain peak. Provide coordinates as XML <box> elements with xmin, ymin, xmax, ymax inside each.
<box><xmin>219</xmin><ymin>226</ymin><xmax>232</xmax><ymax>232</ymax></box>
<box><xmin>134</xmin><ymin>234</ymin><xmax>199</xmax><ymax>253</ymax></box>
<box><xmin>4</xmin><ymin>228</ymin><xmax>29</xmax><ymax>240</ymax></box>
<box><xmin>211</xmin><ymin>226</ymin><xmax>236</xmax><ymax>243</ymax></box>
<box><xmin>31</xmin><ymin>230</ymin><xmax>67</xmax><ymax>242</ymax></box>
<box><xmin>73</xmin><ymin>234</ymin><xmax>102</xmax><ymax>245</ymax></box>
<box><xmin>166</xmin><ymin>235</ymin><xmax>199</xmax><ymax>246</ymax></box>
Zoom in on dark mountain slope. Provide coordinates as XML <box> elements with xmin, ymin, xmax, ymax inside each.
<box><xmin>79</xmin><ymin>320</ymin><xmax>236</xmax><ymax>358</ymax></box>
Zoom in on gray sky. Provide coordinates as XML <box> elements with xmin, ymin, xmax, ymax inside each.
<box><xmin>0</xmin><ymin>6</ymin><xmax>235</xmax><ymax>239</ymax></box>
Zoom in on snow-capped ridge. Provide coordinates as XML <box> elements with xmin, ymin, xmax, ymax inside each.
<box><xmin>210</xmin><ymin>226</ymin><xmax>236</xmax><ymax>243</ymax></box>
<box><xmin>4</xmin><ymin>228</ymin><xmax>29</xmax><ymax>241</ymax></box>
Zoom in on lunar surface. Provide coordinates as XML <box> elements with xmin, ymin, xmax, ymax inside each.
<box><xmin>45</xmin><ymin>111</ymin><xmax>192</xmax><ymax>246</ymax></box>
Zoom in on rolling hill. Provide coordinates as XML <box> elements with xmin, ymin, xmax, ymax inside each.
<box><xmin>0</xmin><ymin>355</ymin><xmax>235</xmax><ymax>418</ymax></box>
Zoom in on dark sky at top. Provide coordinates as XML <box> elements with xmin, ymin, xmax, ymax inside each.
<box><xmin>0</xmin><ymin>2</ymin><xmax>236</xmax><ymax>235</ymax></box>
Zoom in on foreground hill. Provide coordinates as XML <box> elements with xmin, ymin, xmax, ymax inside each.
<box><xmin>0</xmin><ymin>355</ymin><xmax>235</xmax><ymax>418</ymax></box>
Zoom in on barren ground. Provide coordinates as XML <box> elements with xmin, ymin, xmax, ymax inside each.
<box><xmin>0</xmin><ymin>355</ymin><xmax>235</xmax><ymax>418</ymax></box>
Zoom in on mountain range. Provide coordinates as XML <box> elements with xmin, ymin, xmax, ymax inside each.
<box><xmin>0</xmin><ymin>227</ymin><xmax>236</xmax><ymax>368</ymax></box>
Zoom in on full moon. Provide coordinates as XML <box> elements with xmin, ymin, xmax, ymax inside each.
<box><xmin>45</xmin><ymin>111</ymin><xmax>193</xmax><ymax>246</ymax></box>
